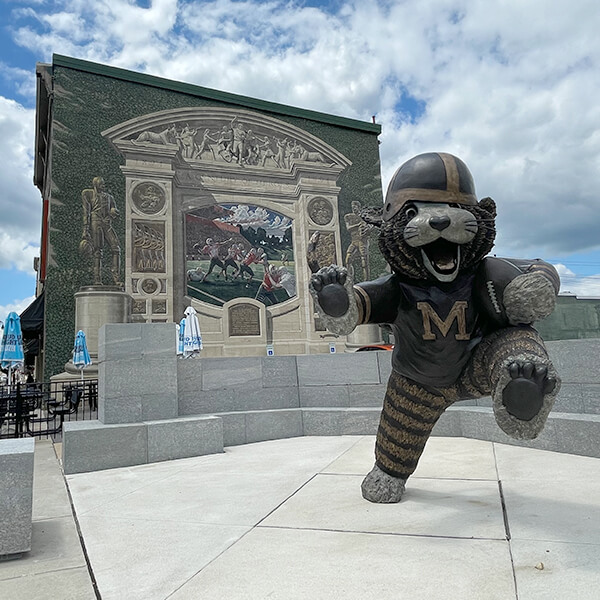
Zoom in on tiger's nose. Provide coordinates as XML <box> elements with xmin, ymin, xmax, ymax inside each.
<box><xmin>429</xmin><ymin>216</ymin><xmax>451</xmax><ymax>231</ymax></box>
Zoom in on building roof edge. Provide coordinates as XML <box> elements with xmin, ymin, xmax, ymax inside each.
<box><xmin>52</xmin><ymin>54</ymin><xmax>382</xmax><ymax>134</ymax></box>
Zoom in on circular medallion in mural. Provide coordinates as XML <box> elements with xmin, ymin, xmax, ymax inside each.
<box><xmin>140</xmin><ymin>278</ymin><xmax>159</xmax><ymax>295</ymax></box>
<box><xmin>131</xmin><ymin>182</ymin><xmax>166</xmax><ymax>215</ymax></box>
<box><xmin>308</xmin><ymin>197</ymin><xmax>334</xmax><ymax>226</ymax></box>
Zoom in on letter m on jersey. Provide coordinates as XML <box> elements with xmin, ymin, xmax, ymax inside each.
<box><xmin>416</xmin><ymin>301</ymin><xmax>471</xmax><ymax>341</ymax></box>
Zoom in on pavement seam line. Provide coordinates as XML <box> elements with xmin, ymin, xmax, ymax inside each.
<box><xmin>0</xmin><ymin>564</ymin><xmax>90</xmax><ymax>583</ymax></box>
<box><xmin>498</xmin><ymin>479</ymin><xmax>519</xmax><ymax>599</ymax></box>
<box><xmin>256</xmin><ymin>524</ymin><xmax>507</xmax><ymax>542</ymax></box>
<box><xmin>163</xmin><ymin>472</ymin><xmax>322</xmax><ymax>599</ymax></box>
<box><xmin>59</xmin><ymin>446</ymin><xmax>103</xmax><ymax>600</ymax></box>
<box><xmin>254</xmin><ymin>472</ymin><xmax>321</xmax><ymax>527</ymax></box>
<box><xmin>318</xmin><ymin>435</ymin><xmax>368</xmax><ymax>473</ymax></box>
<box><xmin>497</xmin><ymin>480</ymin><xmax>511</xmax><ymax>541</ymax></box>
<box><xmin>162</xmin><ymin>527</ymin><xmax>256</xmax><ymax>600</ymax></box>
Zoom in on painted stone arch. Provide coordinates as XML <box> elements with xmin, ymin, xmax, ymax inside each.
<box><xmin>103</xmin><ymin>106</ymin><xmax>351</xmax><ymax>356</ymax></box>
<box><xmin>103</xmin><ymin>106</ymin><xmax>352</xmax><ymax>170</ymax></box>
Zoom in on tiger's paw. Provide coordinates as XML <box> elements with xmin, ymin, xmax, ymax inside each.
<box><xmin>361</xmin><ymin>465</ymin><xmax>406</xmax><ymax>503</ymax></box>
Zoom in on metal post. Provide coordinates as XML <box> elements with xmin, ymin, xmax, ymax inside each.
<box><xmin>14</xmin><ymin>381</ymin><xmax>23</xmax><ymax>438</ymax></box>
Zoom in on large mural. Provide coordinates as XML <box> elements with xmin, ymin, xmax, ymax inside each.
<box><xmin>185</xmin><ymin>203</ymin><xmax>296</xmax><ymax>307</ymax></box>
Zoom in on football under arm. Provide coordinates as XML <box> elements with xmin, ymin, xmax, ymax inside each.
<box><xmin>476</xmin><ymin>257</ymin><xmax>560</xmax><ymax>327</ymax></box>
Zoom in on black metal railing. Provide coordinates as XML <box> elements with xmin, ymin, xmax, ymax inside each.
<box><xmin>0</xmin><ymin>379</ymin><xmax>98</xmax><ymax>440</ymax></box>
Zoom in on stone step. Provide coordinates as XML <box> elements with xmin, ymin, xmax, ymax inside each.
<box><xmin>62</xmin><ymin>405</ymin><xmax>600</xmax><ymax>475</ymax></box>
<box><xmin>215</xmin><ymin>406</ymin><xmax>600</xmax><ymax>459</ymax></box>
<box><xmin>62</xmin><ymin>415</ymin><xmax>223</xmax><ymax>475</ymax></box>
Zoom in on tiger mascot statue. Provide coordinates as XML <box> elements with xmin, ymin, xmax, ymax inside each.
<box><xmin>309</xmin><ymin>152</ymin><xmax>561</xmax><ymax>503</ymax></box>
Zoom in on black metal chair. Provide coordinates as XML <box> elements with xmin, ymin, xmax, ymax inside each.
<box><xmin>22</xmin><ymin>388</ymin><xmax>84</xmax><ymax>436</ymax></box>
<box><xmin>0</xmin><ymin>389</ymin><xmax>37</xmax><ymax>434</ymax></box>
<box><xmin>46</xmin><ymin>388</ymin><xmax>82</xmax><ymax>430</ymax></box>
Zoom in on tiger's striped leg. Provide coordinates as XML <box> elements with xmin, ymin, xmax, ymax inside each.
<box><xmin>361</xmin><ymin>371</ymin><xmax>452</xmax><ymax>503</ymax></box>
<box><xmin>468</xmin><ymin>326</ymin><xmax>560</xmax><ymax>439</ymax></box>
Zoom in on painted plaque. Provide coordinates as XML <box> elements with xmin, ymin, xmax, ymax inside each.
<box><xmin>308</xmin><ymin>197</ymin><xmax>334</xmax><ymax>225</ymax></box>
<box><xmin>152</xmin><ymin>299</ymin><xmax>167</xmax><ymax>314</ymax></box>
<box><xmin>185</xmin><ymin>203</ymin><xmax>296</xmax><ymax>307</ymax></box>
<box><xmin>308</xmin><ymin>230</ymin><xmax>337</xmax><ymax>268</ymax></box>
<box><xmin>131</xmin><ymin>182</ymin><xmax>166</xmax><ymax>215</ymax></box>
<box><xmin>229</xmin><ymin>304</ymin><xmax>261</xmax><ymax>337</ymax></box>
<box><xmin>132</xmin><ymin>299</ymin><xmax>146</xmax><ymax>314</ymax></box>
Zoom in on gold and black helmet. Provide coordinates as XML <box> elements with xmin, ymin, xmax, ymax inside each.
<box><xmin>383</xmin><ymin>152</ymin><xmax>477</xmax><ymax>222</ymax></box>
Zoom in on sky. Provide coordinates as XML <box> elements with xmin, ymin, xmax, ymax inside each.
<box><xmin>0</xmin><ymin>0</ymin><xmax>599</xmax><ymax>326</ymax></box>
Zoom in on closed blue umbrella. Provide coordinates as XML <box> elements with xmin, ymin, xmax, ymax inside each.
<box><xmin>72</xmin><ymin>330</ymin><xmax>92</xmax><ymax>380</ymax></box>
<box><xmin>0</xmin><ymin>312</ymin><xmax>24</xmax><ymax>389</ymax></box>
<box><xmin>177</xmin><ymin>318</ymin><xmax>186</xmax><ymax>356</ymax></box>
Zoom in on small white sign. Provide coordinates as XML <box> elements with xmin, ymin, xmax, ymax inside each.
<box><xmin>266</xmin><ymin>345</ymin><xmax>274</xmax><ymax>356</ymax></box>
<box><xmin>329</xmin><ymin>343</ymin><xmax>336</xmax><ymax>354</ymax></box>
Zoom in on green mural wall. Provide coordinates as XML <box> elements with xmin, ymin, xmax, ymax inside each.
<box><xmin>43</xmin><ymin>57</ymin><xmax>384</xmax><ymax>376</ymax></box>
<box><xmin>536</xmin><ymin>295</ymin><xmax>600</xmax><ymax>341</ymax></box>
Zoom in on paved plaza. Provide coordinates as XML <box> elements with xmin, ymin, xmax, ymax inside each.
<box><xmin>1</xmin><ymin>435</ymin><xmax>599</xmax><ymax>599</ymax></box>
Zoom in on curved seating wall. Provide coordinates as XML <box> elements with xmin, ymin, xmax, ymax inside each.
<box><xmin>62</xmin><ymin>324</ymin><xmax>600</xmax><ymax>474</ymax></box>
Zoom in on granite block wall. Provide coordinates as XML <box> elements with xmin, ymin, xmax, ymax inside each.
<box><xmin>99</xmin><ymin>323</ymin><xmax>178</xmax><ymax>424</ymax></box>
<box><xmin>178</xmin><ymin>351</ymin><xmax>391</xmax><ymax>416</ymax></box>
<box><xmin>134</xmin><ymin>331</ymin><xmax>600</xmax><ymax>424</ymax></box>
<box><xmin>0</xmin><ymin>439</ymin><xmax>35</xmax><ymax>557</ymax></box>
<box><xmin>176</xmin><ymin>341</ymin><xmax>599</xmax><ymax>418</ymax></box>
<box><xmin>63</xmin><ymin>325</ymin><xmax>600</xmax><ymax>473</ymax></box>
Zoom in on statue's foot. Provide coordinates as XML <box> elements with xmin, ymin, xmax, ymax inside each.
<box><xmin>494</xmin><ymin>358</ymin><xmax>560</xmax><ymax>440</ymax></box>
<box><xmin>361</xmin><ymin>464</ymin><xmax>406</xmax><ymax>503</ymax></box>
<box><xmin>502</xmin><ymin>361</ymin><xmax>557</xmax><ymax>421</ymax></box>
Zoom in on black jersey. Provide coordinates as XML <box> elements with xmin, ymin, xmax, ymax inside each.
<box><xmin>353</xmin><ymin>257</ymin><xmax>559</xmax><ymax>387</ymax></box>
<box><xmin>355</xmin><ymin>273</ymin><xmax>480</xmax><ymax>386</ymax></box>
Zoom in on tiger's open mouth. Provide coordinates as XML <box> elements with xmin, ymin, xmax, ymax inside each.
<box><xmin>421</xmin><ymin>239</ymin><xmax>461</xmax><ymax>281</ymax></box>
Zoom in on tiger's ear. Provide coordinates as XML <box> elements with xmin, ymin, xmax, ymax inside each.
<box><xmin>478</xmin><ymin>196</ymin><xmax>497</xmax><ymax>218</ymax></box>
<box><xmin>360</xmin><ymin>206</ymin><xmax>384</xmax><ymax>228</ymax></box>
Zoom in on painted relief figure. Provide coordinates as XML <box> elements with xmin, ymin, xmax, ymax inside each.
<box><xmin>344</xmin><ymin>200</ymin><xmax>373</xmax><ymax>280</ymax></box>
<box><xmin>133</xmin><ymin>125</ymin><xmax>177</xmax><ymax>145</ymax></box>
<box><xmin>186</xmin><ymin>204</ymin><xmax>295</xmax><ymax>307</ymax></box>
<box><xmin>80</xmin><ymin>176</ymin><xmax>121</xmax><ymax>286</ymax></box>
<box><xmin>176</xmin><ymin>124</ymin><xmax>199</xmax><ymax>158</ymax></box>
<box><xmin>128</xmin><ymin>117</ymin><xmax>330</xmax><ymax>171</ymax></box>
<box><xmin>133</xmin><ymin>222</ymin><xmax>165</xmax><ymax>273</ymax></box>
<box><xmin>195</xmin><ymin>129</ymin><xmax>218</xmax><ymax>159</ymax></box>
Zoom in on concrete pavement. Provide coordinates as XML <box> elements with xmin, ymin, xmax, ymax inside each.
<box><xmin>0</xmin><ymin>440</ymin><xmax>96</xmax><ymax>599</ymax></box>
<box><xmin>1</xmin><ymin>435</ymin><xmax>599</xmax><ymax>599</ymax></box>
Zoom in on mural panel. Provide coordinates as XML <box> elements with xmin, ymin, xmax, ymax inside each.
<box><xmin>133</xmin><ymin>221</ymin><xmax>166</xmax><ymax>273</ymax></box>
<box><xmin>186</xmin><ymin>203</ymin><xmax>296</xmax><ymax>307</ymax></box>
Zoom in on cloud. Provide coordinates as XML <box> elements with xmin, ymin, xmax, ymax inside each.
<box><xmin>0</xmin><ymin>233</ymin><xmax>38</xmax><ymax>272</ymax></box>
<box><xmin>553</xmin><ymin>264</ymin><xmax>600</xmax><ymax>297</ymax></box>
<box><xmin>0</xmin><ymin>62</ymin><xmax>37</xmax><ymax>99</ymax></box>
<box><xmin>0</xmin><ymin>295</ymin><xmax>35</xmax><ymax>327</ymax></box>
<box><xmin>0</xmin><ymin>96</ymin><xmax>41</xmax><ymax>274</ymax></box>
<box><xmin>3</xmin><ymin>0</ymin><xmax>600</xmax><ymax>268</ymax></box>
<box><xmin>218</xmin><ymin>204</ymin><xmax>292</xmax><ymax>239</ymax></box>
